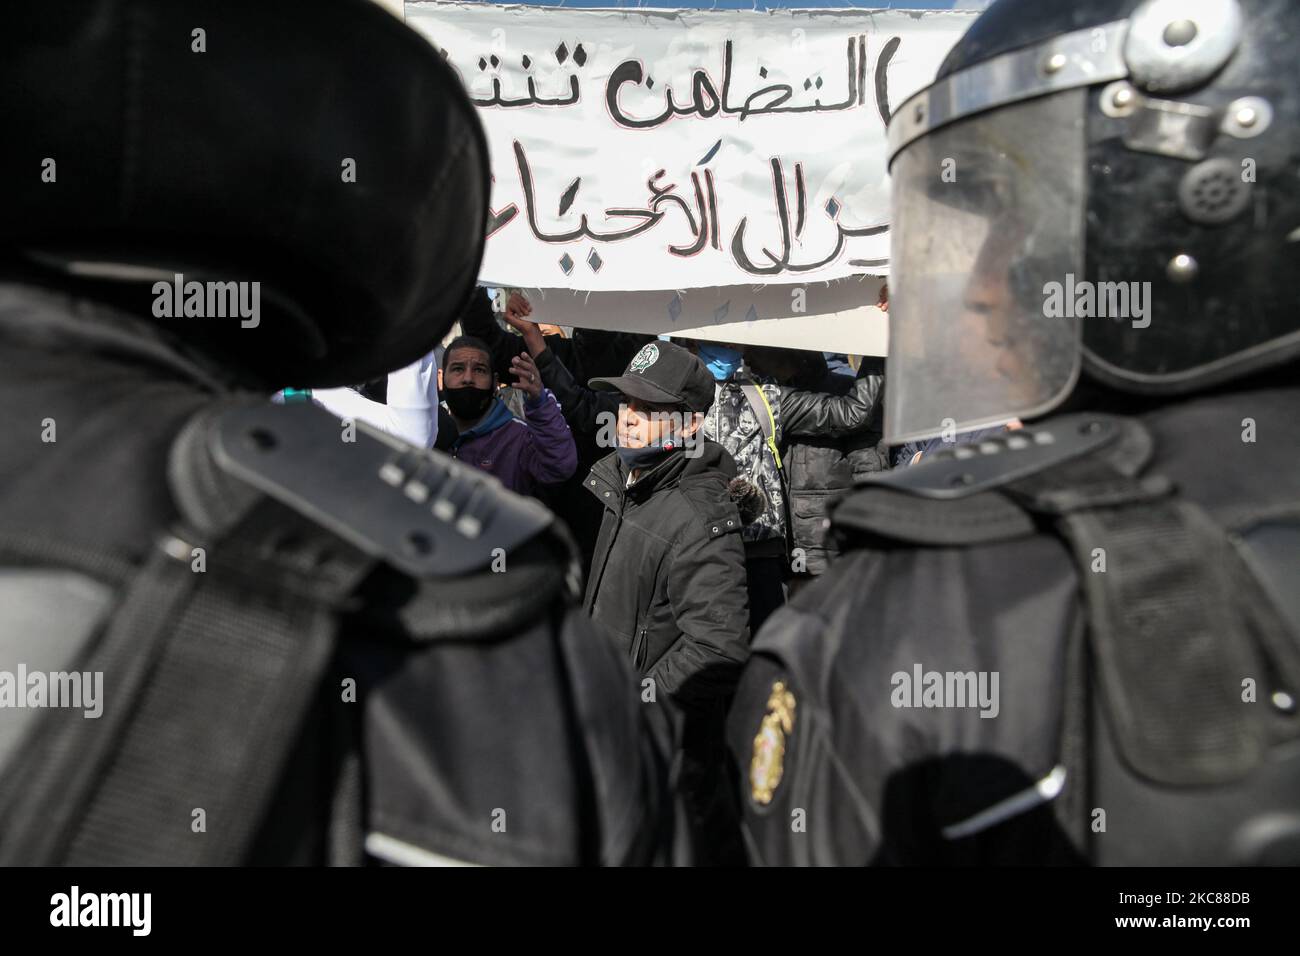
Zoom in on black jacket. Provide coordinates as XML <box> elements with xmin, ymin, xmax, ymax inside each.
<box><xmin>784</xmin><ymin>365</ymin><xmax>885</xmax><ymax>575</ymax></box>
<box><xmin>0</xmin><ymin>282</ymin><xmax>674</xmax><ymax>867</ymax></box>
<box><xmin>584</xmin><ymin>441</ymin><xmax>750</xmax><ymax>705</ymax></box>
<box><xmin>727</xmin><ymin>381</ymin><xmax>1300</xmax><ymax>865</ymax></box>
<box><xmin>843</xmin><ymin>358</ymin><xmax>890</xmax><ymax>484</ymax></box>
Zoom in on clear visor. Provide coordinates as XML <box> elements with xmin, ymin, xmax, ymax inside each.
<box><xmin>885</xmin><ymin>91</ymin><xmax>1086</xmax><ymax>445</ymax></box>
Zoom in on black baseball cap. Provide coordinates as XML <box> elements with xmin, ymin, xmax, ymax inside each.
<box><xmin>590</xmin><ymin>341</ymin><xmax>716</xmax><ymax>413</ymax></box>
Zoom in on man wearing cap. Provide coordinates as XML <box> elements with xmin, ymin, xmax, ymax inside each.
<box><xmin>505</xmin><ymin>311</ymin><xmax>884</xmax><ymax>634</ymax></box>
<box><xmin>583</xmin><ymin>341</ymin><xmax>750</xmax><ymax>861</ymax></box>
<box><xmin>585</xmin><ymin>340</ymin><xmax>749</xmax><ymax>701</ymax></box>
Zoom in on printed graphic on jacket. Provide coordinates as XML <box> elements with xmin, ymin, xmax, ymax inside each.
<box><xmin>703</xmin><ymin>380</ymin><xmax>785</xmax><ymax>546</ymax></box>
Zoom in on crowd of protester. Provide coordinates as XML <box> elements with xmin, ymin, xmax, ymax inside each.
<box><xmin>458</xmin><ymin>287</ymin><xmax>892</xmax><ymax>857</ymax></box>
<box><xmin>287</xmin><ymin>290</ymin><xmax>896</xmax><ymax>584</ymax></box>
<box><xmin>282</xmin><ymin>283</ymin><xmax>906</xmax><ymax>859</ymax></box>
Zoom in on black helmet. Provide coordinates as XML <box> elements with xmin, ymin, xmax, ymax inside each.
<box><xmin>0</xmin><ymin>0</ymin><xmax>489</xmax><ymax>388</ymax></box>
<box><xmin>883</xmin><ymin>0</ymin><xmax>1300</xmax><ymax>444</ymax></box>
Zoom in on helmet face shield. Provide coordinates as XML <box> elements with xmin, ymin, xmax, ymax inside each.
<box><xmin>885</xmin><ymin>91</ymin><xmax>1087</xmax><ymax>445</ymax></box>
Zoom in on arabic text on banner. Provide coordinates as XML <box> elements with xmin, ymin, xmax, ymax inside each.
<box><xmin>405</xmin><ymin>3</ymin><xmax>976</xmax><ymax>292</ymax></box>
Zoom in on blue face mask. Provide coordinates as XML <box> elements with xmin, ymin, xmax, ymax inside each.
<box><xmin>697</xmin><ymin>343</ymin><xmax>742</xmax><ymax>381</ymax></box>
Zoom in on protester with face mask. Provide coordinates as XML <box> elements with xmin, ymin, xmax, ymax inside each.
<box><xmin>581</xmin><ymin>340</ymin><xmax>751</xmax><ymax>862</ymax></box>
<box><xmin>694</xmin><ymin>341</ymin><xmax>883</xmax><ymax>631</ymax></box>
<box><xmin>743</xmin><ymin>346</ymin><xmax>888</xmax><ymax>589</ymax></box>
<box><xmin>583</xmin><ymin>341</ymin><xmax>748</xmax><ymax>698</ymax></box>
<box><xmin>438</xmin><ymin>335</ymin><xmax>577</xmax><ymax>496</ymax></box>
<box><xmin>513</xmin><ymin>325</ymin><xmax>883</xmax><ymax>634</ymax></box>
<box><xmin>455</xmin><ymin>289</ymin><xmax>656</xmax><ymax>580</ymax></box>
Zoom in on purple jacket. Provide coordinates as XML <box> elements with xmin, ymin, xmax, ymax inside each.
<box><xmin>449</xmin><ymin>390</ymin><xmax>577</xmax><ymax>496</ymax></box>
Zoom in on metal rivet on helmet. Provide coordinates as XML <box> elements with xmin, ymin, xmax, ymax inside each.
<box><xmin>1166</xmin><ymin>253</ymin><xmax>1201</xmax><ymax>283</ymax></box>
<box><xmin>1162</xmin><ymin>19</ymin><xmax>1198</xmax><ymax>47</ymax></box>
<box><xmin>1221</xmin><ymin>96</ymin><xmax>1274</xmax><ymax>138</ymax></box>
<box><xmin>1124</xmin><ymin>0</ymin><xmax>1243</xmax><ymax>93</ymax></box>
<box><xmin>1100</xmin><ymin>81</ymin><xmax>1139</xmax><ymax>118</ymax></box>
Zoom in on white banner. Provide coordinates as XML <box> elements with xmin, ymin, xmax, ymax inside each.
<box><xmin>406</xmin><ymin>3</ymin><xmax>976</xmax><ymax>294</ymax></box>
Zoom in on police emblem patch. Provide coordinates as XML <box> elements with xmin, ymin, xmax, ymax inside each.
<box><xmin>628</xmin><ymin>343</ymin><xmax>659</xmax><ymax>374</ymax></box>
<box><xmin>750</xmin><ymin>680</ymin><xmax>796</xmax><ymax>805</ymax></box>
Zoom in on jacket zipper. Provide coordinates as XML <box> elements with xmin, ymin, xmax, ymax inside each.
<box><xmin>632</xmin><ymin>625</ymin><xmax>649</xmax><ymax>670</ymax></box>
<box><xmin>586</xmin><ymin>473</ymin><xmax>623</xmax><ymax>613</ymax></box>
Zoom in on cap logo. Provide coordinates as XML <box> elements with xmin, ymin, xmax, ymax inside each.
<box><xmin>628</xmin><ymin>343</ymin><xmax>659</xmax><ymax>374</ymax></box>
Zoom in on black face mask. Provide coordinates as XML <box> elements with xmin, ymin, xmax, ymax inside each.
<box><xmin>616</xmin><ymin>427</ymin><xmax>687</xmax><ymax>471</ymax></box>
<box><xmin>616</xmin><ymin>445</ymin><xmax>676</xmax><ymax>470</ymax></box>
<box><xmin>444</xmin><ymin>385</ymin><xmax>494</xmax><ymax>421</ymax></box>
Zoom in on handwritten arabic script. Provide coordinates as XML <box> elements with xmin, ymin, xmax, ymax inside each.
<box><xmin>461</xmin><ymin>35</ymin><xmax>900</xmax><ymax>131</ymax></box>
<box><xmin>407</xmin><ymin>5</ymin><xmax>971</xmax><ymax>290</ymax></box>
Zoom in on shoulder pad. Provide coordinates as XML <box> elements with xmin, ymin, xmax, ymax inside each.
<box><xmin>680</xmin><ymin>479</ymin><xmax>744</xmax><ymax>540</ymax></box>
<box><xmin>204</xmin><ymin>401</ymin><xmax>553</xmax><ymax>578</ymax></box>
<box><xmin>705</xmin><ymin>512</ymin><xmax>744</xmax><ymax>540</ymax></box>
<box><xmin>870</xmin><ymin>414</ymin><xmax>1124</xmax><ymax>499</ymax></box>
<box><xmin>688</xmin><ymin>495</ymin><xmax>744</xmax><ymax>540</ymax></box>
<box><xmin>832</xmin><ymin>414</ymin><xmax>1126</xmax><ymax>546</ymax></box>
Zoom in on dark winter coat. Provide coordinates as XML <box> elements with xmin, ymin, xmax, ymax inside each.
<box><xmin>784</xmin><ymin>365</ymin><xmax>885</xmax><ymax>574</ymax></box>
<box><xmin>583</xmin><ymin>440</ymin><xmax>750</xmax><ymax>705</ymax></box>
<box><xmin>728</xmin><ymin>381</ymin><xmax>1300</xmax><ymax>865</ymax></box>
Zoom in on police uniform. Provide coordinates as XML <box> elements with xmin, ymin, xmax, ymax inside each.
<box><xmin>728</xmin><ymin>0</ymin><xmax>1300</xmax><ymax>865</ymax></box>
<box><xmin>0</xmin><ymin>0</ymin><xmax>672</xmax><ymax>866</ymax></box>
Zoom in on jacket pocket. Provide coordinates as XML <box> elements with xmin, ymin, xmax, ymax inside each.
<box><xmin>792</xmin><ymin>489</ymin><xmax>833</xmax><ymax>520</ymax></box>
